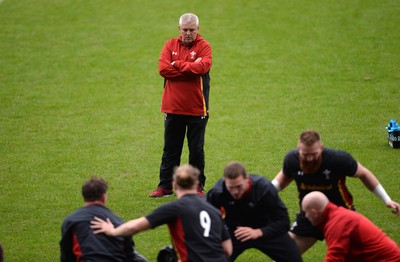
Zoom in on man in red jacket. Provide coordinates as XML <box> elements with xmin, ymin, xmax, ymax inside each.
<box><xmin>302</xmin><ymin>191</ymin><xmax>400</xmax><ymax>261</ymax></box>
<box><xmin>150</xmin><ymin>13</ymin><xmax>212</xmax><ymax>197</ymax></box>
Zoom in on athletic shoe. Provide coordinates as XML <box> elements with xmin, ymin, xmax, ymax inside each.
<box><xmin>149</xmin><ymin>187</ymin><xmax>173</xmax><ymax>198</ymax></box>
<box><xmin>197</xmin><ymin>187</ymin><xmax>205</xmax><ymax>197</ymax></box>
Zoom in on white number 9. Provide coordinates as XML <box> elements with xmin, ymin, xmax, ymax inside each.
<box><xmin>199</xmin><ymin>210</ymin><xmax>211</xmax><ymax>237</ymax></box>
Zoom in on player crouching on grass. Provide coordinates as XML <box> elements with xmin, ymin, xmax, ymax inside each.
<box><xmin>91</xmin><ymin>164</ymin><xmax>232</xmax><ymax>261</ymax></box>
<box><xmin>302</xmin><ymin>191</ymin><xmax>400</xmax><ymax>261</ymax></box>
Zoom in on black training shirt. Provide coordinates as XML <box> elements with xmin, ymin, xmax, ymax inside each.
<box><xmin>146</xmin><ymin>194</ymin><xmax>230</xmax><ymax>262</ymax></box>
<box><xmin>282</xmin><ymin>147</ymin><xmax>358</xmax><ymax>209</ymax></box>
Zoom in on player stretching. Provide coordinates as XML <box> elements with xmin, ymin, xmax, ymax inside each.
<box><xmin>272</xmin><ymin>130</ymin><xmax>400</xmax><ymax>254</ymax></box>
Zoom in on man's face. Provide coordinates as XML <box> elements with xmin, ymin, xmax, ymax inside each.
<box><xmin>179</xmin><ymin>21</ymin><xmax>199</xmax><ymax>46</ymax></box>
<box><xmin>224</xmin><ymin>175</ymin><xmax>249</xmax><ymax>200</ymax></box>
<box><xmin>304</xmin><ymin>207</ymin><xmax>320</xmax><ymax>226</ymax></box>
<box><xmin>298</xmin><ymin>141</ymin><xmax>323</xmax><ymax>174</ymax></box>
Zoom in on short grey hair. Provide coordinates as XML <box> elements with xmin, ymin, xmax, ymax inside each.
<box><xmin>179</xmin><ymin>13</ymin><xmax>199</xmax><ymax>26</ymax></box>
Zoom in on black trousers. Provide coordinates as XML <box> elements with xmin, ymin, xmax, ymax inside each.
<box><xmin>158</xmin><ymin>114</ymin><xmax>208</xmax><ymax>190</ymax></box>
<box><xmin>231</xmin><ymin>233</ymin><xmax>302</xmax><ymax>262</ymax></box>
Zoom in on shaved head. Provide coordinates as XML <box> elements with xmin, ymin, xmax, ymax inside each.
<box><xmin>301</xmin><ymin>191</ymin><xmax>329</xmax><ymax>225</ymax></box>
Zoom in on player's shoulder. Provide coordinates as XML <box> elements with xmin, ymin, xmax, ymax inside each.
<box><xmin>180</xmin><ymin>195</ymin><xmax>221</xmax><ymax>215</ymax></box>
<box><xmin>169</xmin><ymin>36</ymin><xmax>180</xmax><ymax>42</ymax></box>
<box><xmin>249</xmin><ymin>175</ymin><xmax>276</xmax><ymax>197</ymax></box>
<box><xmin>206</xmin><ymin>178</ymin><xmax>226</xmax><ymax>201</ymax></box>
<box><xmin>164</xmin><ymin>37</ymin><xmax>181</xmax><ymax>47</ymax></box>
<box><xmin>285</xmin><ymin>148</ymin><xmax>298</xmax><ymax>156</ymax></box>
<box><xmin>323</xmin><ymin>147</ymin><xmax>354</xmax><ymax>160</ymax></box>
<box><xmin>196</xmin><ymin>34</ymin><xmax>208</xmax><ymax>42</ymax></box>
<box><xmin>64</xmin><ymin>205</ymin><xmax>93</xmax><ymax>220</ymax></box>
<box><xmin>284</xmin><ymin>149</ymin><xmax>299</xmax><ymax>161</ymax></box>
<box><xmin>63</xmin><ymin>205</ymin><xmax>118</xmax><ymax>226</ymax></box>
<box><xmin>249</xmin><ymin>174</ymin><xmax>270</xmax><ymax>184</ymax></box>
<box><xmin>179</xmin><ymin>194</ymin><xmax>208</xmax><ymax>205</ymax></box>
<box><xmin>195</xmin><ymin>34</ymin><xmax>211</xmax><ymax>48</ymax></box>
<box><xmin>200</xmin><ymin>198</ymin><xmax>223</xmax><ymax>215</ymax></box>
<box><xmin>208</xmin><ymin>178</ymin><xmax>224</xmax><ymax>192</ymax></box>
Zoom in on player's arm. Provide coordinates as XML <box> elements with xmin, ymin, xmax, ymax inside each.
<box><xmin>221</xmin><ymin>239</ymin><xmax>232</xmax><ymax>257</ymax></box>
<box><xmin>171</xmin><ymin>44</ymin><xmax>212</xmax><ymax>76</ymax></box>
<box><xmin>354</xmin><ymin>162</ymin><xmax>400</xmax><ymax>215</ymax></box>
<box><xmin>324</xmin><ymin>222</ymin><xmax>351</xmax><ymax>261</ymax></box>
<box><xmin>90</xmin><ymin>216</ymin><xmax>151</xmax><ymax>237</ymax></box>
<box><xmin>271</xmin><ymin>170</ymin><xmax>293</xmax><ymax>191</ymax></box>
<box><xmin>158</xmin><ymin>41</ymin><xmax>190</xmax><ymax>80</ymax></box>
<box><xmin>233</xmin><ymin>227</ymin><xmax>263</xmax><ymax>242</ymax></box>
<box><xmin>60</xmin><ymin>225</ymin><xmax>75</xmax><ymax>262</ymax></box>
<box><xmin>237</xmin><ymin>184</ymin><xmax>291</xmax><ymax>242</ymax></box>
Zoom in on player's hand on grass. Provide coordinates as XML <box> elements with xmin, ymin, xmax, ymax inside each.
<box><xmin>386</xmin><ymin>201</ymin><xmax>400</xmax><ymax>216</ymax></box>
<box><xmin>90</xmin><ymin>217</ymin><xmax>116</xmax><ymax>235</ymax></box>
<box><xmin>234</xmin><ymin>227</ymin><xmax>263</xmax><ymax>242</ymax></box>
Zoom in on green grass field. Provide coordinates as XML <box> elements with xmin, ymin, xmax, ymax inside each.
<box><xmin>1</xmin><ymin>0</ymin><xmax>399</xmax><ymax>261</ymax></box>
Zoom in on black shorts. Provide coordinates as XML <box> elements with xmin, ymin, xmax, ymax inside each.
<box><xmin>289</xmin><ymin>212</ymin><xmax>324</xmax><ymax>241</ymax></box>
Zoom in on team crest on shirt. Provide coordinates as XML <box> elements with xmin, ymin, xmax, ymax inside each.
<box><xmin>190</xmin><ymin>51</ymin><xmax>196</xmax><ymax>59</ymax></box>
<box><xmin>172</xmin><ymin>51</ymin><xmax>178</xmax><ymax>55</ymax></box>
<box><xmin>323</xmin><ymin>169</ymin><xmax>331</xmax><ymax>180</ymax></box>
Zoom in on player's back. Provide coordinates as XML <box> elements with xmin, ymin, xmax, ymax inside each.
<box><xmin>171</xmin><ymin>194</ymin><xmax>229</xmax><ymax>262</ymax></box>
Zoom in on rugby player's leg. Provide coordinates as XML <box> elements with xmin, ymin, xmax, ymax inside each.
<box><xmin>289</xmin><ymin>231</ymin><xmax>317</xmax><ymax>254</ymax></box>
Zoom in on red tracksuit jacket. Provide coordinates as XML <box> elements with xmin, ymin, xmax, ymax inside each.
<box><xmin>158</xmin><ymin>34</ymin><xmax>212</xmax><ymax>116</ymax></box>
<box><xmin>318</xmin><ymin>202</ymin><xmax>400</xmax><ymax>262</ymax></box>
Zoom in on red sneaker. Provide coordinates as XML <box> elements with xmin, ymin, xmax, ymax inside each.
<box><xmin>149</xmin><ymin>187</ymin><xmax>173</xmax><ymax>198</ymax></box>
<box><xmin>197</xmin><ymin>187</ymin><xmax>205</xmax><ymax>197</ymax></box>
